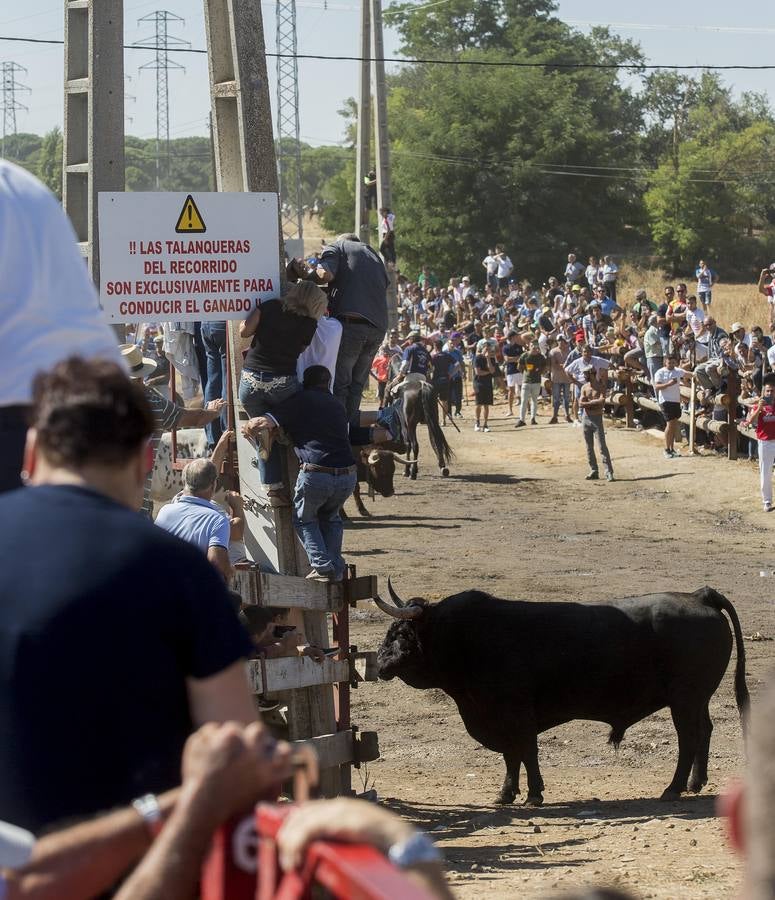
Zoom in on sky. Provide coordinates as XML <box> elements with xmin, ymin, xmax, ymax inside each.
<box><xmin>1</xmin><ymin>1</ymin><xmax>775</xmax><ymax>149</ymax></box>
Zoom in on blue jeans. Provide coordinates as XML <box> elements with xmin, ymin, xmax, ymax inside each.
<box><xmin>201</xmin><ymin>321</ymin><xmax>227</xmax><ymax>449</ymax></box>
<box><xmin>293</xmin><ymin>469</ymin><xmax>357</xmax><ymax>577</ymax></box>
<box><xmin>552</xmin><ymin>382</ymin><xmax>570</xmax><ymax>416</ymax></box>
<box><xmin>238</xmin><ymin>370</ymin><xmax>300</xmax><ymax>486</ymax></box>
<box><xmin>334</xmin><ymin>321</ymin><xmax>384</xmax><ymax>426</ymax></box>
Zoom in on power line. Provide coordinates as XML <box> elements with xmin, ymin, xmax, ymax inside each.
<box><xmin>4</xmin><ymin>33</ymin><xmax>775</xmax><ymax>70</ymax></box>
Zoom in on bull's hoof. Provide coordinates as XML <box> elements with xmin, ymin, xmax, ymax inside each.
<box><xmin>524</xmin><ymin>795</ymin><xmax>544</xmax><ymax>807</ymax></box>
<box><xmin>403</xmin><ymin>469</ymin><xmax>410</xmax><ymax>478</ymax></box>
<box><xmin>493</xmin><ymin>792</ymin><xmax>515</xmax><ymax>806</ymax></box>
<box><xmin>687</xmin><ymin>777</ymin><xmax>706</xmax><ymax>794</ymax></box>
<box><xmin>410</xmin><ymin>471</ymin><xmax>418</xmax><ymax>480</ymax></box>
<box><xmin>441</xmin><ymin>467</ymin><xmax>449</xmax><ymax>477</ymax></box>
<box><xmin>659</xmin><ymin>789</ymin><xmax>682</xmax><ymax>802</ymax></box>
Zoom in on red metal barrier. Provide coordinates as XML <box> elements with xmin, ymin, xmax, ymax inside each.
<box><xmin>202</xmin><ymin>804</ymin><xmax>434</xmax><ymax>900</ymax></box>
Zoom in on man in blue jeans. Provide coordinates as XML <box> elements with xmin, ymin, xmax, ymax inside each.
<box><xmin>294</xmin><ymin>234</ymin><xmax>388</xmax><ymax>427</ymax></box>
<box><xmin>241</xmin><ymin>366</ymin><xmax>356</xmax><ymax>582</ymax></box>
<box><xmin>201</xmin><ymin>321</ymin><xmax>227</xmax><ymax>450</ymax></box>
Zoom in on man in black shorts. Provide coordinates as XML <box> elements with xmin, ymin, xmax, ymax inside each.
<box><xmin>653</xmin><ymin>352</ymin><xmax>688</xmax><ymax>458</ymax></box>
<box><xmin>431</xmin><ymin>339</ymin><xmax>457</xmax><ymax>424</ymax></box>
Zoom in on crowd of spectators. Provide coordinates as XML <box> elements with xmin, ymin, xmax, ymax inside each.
<box><xmin>380</xmin><ymin>248</ymin><xmax>775</xmax><ymax>506</ymax></box>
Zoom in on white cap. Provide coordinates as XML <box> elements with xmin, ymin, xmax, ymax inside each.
<box><xmin>0</xmin><ymin>820</ymin><xmax>35</xmax><ymax>869</ymax></box>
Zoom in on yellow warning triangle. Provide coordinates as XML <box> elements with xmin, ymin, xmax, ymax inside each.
<box><xmin>174</xmin><ymin>194</ymin><xmax>206</xmax><ymax>233</ymax></box>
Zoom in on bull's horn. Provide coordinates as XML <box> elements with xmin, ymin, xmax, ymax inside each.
<box><xmin>387</xmin><ymin>577</ymin><xmax>406</xmax><ymax>608</ymax></box>
<box><xmin>368</xmin><ymin>449</ymin><xmax>380</xmax><ymax>464</ymax></box>
<box><xmin>390</xmin><ymin>452</ymin><xmax>413</xmax><ymax>465</ymax></box>
<box><xmin>373</xmin><ymin>595</ymin><xmax>424</xmax><ymax>619</ymax></box>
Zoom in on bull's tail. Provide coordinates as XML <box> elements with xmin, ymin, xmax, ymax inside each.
<box><xmin>420</xmin><ymin>384</ymin><xmax>454</xmax><ymax>469</ymax></box>
<box><xmin>696</xmin><ymin>586</ymin><xmax>750</xmax><ymax>738</ymax></box>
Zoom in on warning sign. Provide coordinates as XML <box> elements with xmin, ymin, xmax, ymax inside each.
<box><xmin>97</xmin><ymin>192</ymin><xmax>280</xmax><ymax>323</ymax></box>
<box><xmin>175</xmin><ymin>194</ymin><xmax>206</xmax><ymax>233</ymax></box>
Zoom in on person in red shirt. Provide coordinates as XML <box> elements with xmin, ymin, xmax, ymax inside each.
<box><xmin>746</xmin><ymin>374</ymin><xmax>775</xmax><ymax>512</ymax></box>
<box><xmin>370</xmin><ymin>346</ymin><xmax>393</xmax><ymax>408</ymax></box>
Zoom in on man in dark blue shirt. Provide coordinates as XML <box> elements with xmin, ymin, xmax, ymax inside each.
<box><xmin>0</xmin><ymin>357</ymin><xmax>256</xmax><ymax>833</ymax></box>
<box><xmin>242</xmin><ymin>366</ymin><xmax>356</xmax><ymax>582</ymax></box>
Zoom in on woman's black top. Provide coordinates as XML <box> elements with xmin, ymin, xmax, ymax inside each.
<box><xmin>243</xmin><ymin>298</ymin><xmax>317</xmax><ymax>376</ymax></box>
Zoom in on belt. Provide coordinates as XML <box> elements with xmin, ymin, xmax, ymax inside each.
<box><xmin>337</xmin><ymin>314</ymin><xmax>372</xmax><ymax>325</ymax></box>
<box><xmin>301</xmin><ymin>463</ymin><xmax>357</xmax><ymax>475</ymax></box>
<box><xmin>242</xmin><ymin>368</ymin><xmax>295</xmax><ymax>381</ymax></box>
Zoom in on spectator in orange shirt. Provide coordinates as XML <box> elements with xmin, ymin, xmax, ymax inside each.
<box><xmin>371</xmin><ymin>345</ymin><xmax>393</xmax><ymax>408</ymax></box>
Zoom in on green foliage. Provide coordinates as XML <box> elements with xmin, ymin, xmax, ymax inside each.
<box><xmin>37</xmin><ymin>128</ymin><xmax>63</xmax><ymax>199</ymax></box>
<box><xmin>384</xmin><ymin>3</ymin><xmax>646</xmax><ymax>279</ymax></box>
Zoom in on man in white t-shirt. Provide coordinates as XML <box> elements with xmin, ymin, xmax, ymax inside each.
<box><xmin>482</xmin><ymin>249</ymin><xmax>498</xmax><ymax>290</ymax></box>
<box><xmin>685</xmin><ymin>294</ymin><xmax>706</xmax><ymax>337</ymax></box>
<box><xmin>653</xmin><ymin>353</ymin><xmax>688</xmax><ymax>459</ymax></box>
<box><xmin>494</xmin><ymin>244</ymin><xmax>513</xmax><ymax>288</ymax></box>
<box><xmin>601</xmin><ymin>255</ymin><xmax>619</xmax><ymax>302</ymax></box>
<box><xmin>0</xmin><ymin>161</ymin><xmax>120</xmax><ymax>493</ymax></box>
<box><xmin>155</xmin><ymin>458</ymin><xmax>233</xmax><ymax>582</ymax></box>
<box><xmin>757</xmin><ymin>264</ymin><xmax>775</xmax><ymax>327</ymax></box>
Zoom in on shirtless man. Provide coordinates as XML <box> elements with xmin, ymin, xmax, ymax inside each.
<box><xmin>579</xmin><ymin>366</ymin><xmax>614</xmax><ymax>482</ymax></box>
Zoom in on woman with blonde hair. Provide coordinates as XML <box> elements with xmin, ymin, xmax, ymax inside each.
<box><xmin>239</xmin><ymin>281</ymin><xmax>328</xmax><ymax>503</ymax></box>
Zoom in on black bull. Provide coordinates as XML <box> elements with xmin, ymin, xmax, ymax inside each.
<box><xmin>375</xmin><ymin>584</ymin><xmax>749</xmax><ymax>806</ymax></box>
<box><xmin>349</xmin><ymin>448</ymin><xmax>413</xmax><ymax>516</ymax></box>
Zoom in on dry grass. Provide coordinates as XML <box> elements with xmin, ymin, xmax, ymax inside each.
<box><xmin>618</xmin><ymin>263</ymin><xmax>770</xmax><ymax>332</ymax></box>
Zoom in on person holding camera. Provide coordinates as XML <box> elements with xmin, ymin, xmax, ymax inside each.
<box><xmin>473</xmin><ymin>339</ymin><xmax>496</xmax><ymax>432</ymax></box>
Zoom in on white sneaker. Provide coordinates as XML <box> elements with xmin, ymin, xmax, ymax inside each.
<box><xmin>474</xmin><ymin>423</ymin><xmax>481</xmax><ymax>432</ymax></box>
<box><xmin>765</xmin><ymin>501</ymin><xmax>772</xmax><ymax>512</ymax></box>
<box><xmin>483</xmin><ymin>425</ymin><xmax>490</xmax><ymax>433</ymax></box>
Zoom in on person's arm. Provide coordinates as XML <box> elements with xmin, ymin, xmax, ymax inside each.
<box><xmin>3</xmin><ymin>792</ymin><xmax>178</xmax><ymax>900</ymax></box>
<box><xmin>276</xmin><ymin>798</ymin><xmax>454</xmax><ymax>900</ymax></box>
<box><xmin>209</xmin><ymin>429</ymin><xmax>235</xmax><ymax>473</ymax></box>
<box><xmin>239</xmin><ymin>305</ymin><xmax>262</xmax><ymax>339</ymax></box>
<box><xmin>178</xmin><ymin>400</ymin><xmax>224</xmax><ymax>428</ymax></box>
<box><xmin>114</xmin><ymin>723</ymin><xmax>293</xmax><ymax>900</ymax></box>
<box><xmin>747</xmin><ymin>397</ymin><xmax>765</xmax><ymax>425</ymax></box>
<box><xmin>224</xmin><ymin>491</ymin><xmax>245</xmax><ymax>542</ymax></box>
<box><xmin>207</xmin><ymin>545</ymin><xmax>233</xmax><ymax>583</ymax></box>
<box><xmin>187</xmin><ymin>660</ymin><xmax>257</xmax><ymax>727</ymax></box>
<box><xmin>242</xmin><ymin>415</ymin><xmax>279</xmax><ymax>439</ymax></box>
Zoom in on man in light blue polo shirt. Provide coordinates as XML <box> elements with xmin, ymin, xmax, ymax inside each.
<box><xmin>155</xmin><ymin>458</ymin><xmax>232</xmax><ymax>581</ymax></box>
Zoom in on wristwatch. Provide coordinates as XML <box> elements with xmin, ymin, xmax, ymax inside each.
<box><xmin>387</xmin><ymin>831</ymin><xmax>442</xmax><ymax>869</ymax></box>
<box><xmin>132</xmin><ymin>793</ymin><xmax>164</xmax><ymax>840</ymax></box>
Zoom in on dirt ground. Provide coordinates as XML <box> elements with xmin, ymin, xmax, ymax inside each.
<box><xmin>343</xmin><ymin>395</ymin><xmax>775</xmax><ymax>899</ymax></box>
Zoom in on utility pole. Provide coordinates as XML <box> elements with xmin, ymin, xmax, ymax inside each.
<box><xmin>132</xmin><ymin>11</ymin><xmax>189</xmax><ymax>189</ymax></box>
<box><xmin>370</xmin><ymin>0</ymin><xmax>397</xmax><ymax>332</ymax></box>
<box><xmin>62</xmin><ymin>0</ymin><xmax>124</xmax><ymax>299</ymax></box>
<box><xmin>276</xmin><ymin>0</ymin><xmax>304</xmax><ymax>255</ymax></box>
<box><xmin>0</xmin><ymin>62</ymin><xmax>30</xmax><ymax>157</ymax></box>
<box><xmin>354</xmin><ymin>0</ymin><xmax>371</xmax><ymax>243</ymax></box>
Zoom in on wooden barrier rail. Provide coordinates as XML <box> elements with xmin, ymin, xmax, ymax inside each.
<box><xmin>202</xmin><ymin>804</ymin><xmax>435</xmax><ymax>900</ymax></box>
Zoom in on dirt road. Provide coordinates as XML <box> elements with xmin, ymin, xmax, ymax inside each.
<box><xmin>345</xmin><ymin>399</ymin><xmax>775</xmax><ymax>899</ymax></box>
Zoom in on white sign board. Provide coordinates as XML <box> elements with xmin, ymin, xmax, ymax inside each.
<box><xmin>98</xmin><ymin>192</ymin><xmax>280</xmax><ymax>323</ymax></box>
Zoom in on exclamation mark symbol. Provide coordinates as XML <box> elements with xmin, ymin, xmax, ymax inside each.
<box><xmin>187</xmin><ymin>206</ymin><xmax>192</xmax><ymax>229</ymax></box>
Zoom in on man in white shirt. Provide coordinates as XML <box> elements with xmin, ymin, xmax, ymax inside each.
<box><xmin>653</xmin><ymin>353</ymin><xmax>688</xmax><ymax>459</ymax></box>
<box><xmin>685</xmin><ymin>294</ymin><xmax>706</xmax><ymax>337</ymax></box>
<box><xmin>601</xmin><ymin>255</ymin><xmax>619</xmax><ymax>302</ymax></box>
<box><xmin>482</xmin><ymin>249</ymin><xmax>498</xmax><ymax>291</ymax></box>
<box><xmin>155</xmin><ymin>458</ymin><xmax>233</xmax><ymax>582</ymax></box>
<box><xmin>494</xmin><ymin>244</ymin><xmax>513</xmax><ymax>288</ymax></box>
<box><xmin>0</xmin><ymin>160</ymin><xmax>120</xmax><ymax>493</ymax></box>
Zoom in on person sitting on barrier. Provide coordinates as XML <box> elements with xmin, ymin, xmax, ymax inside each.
<box><xmin>242</xmin><ymin>365</ymin><xmax>357</xmax><ymax>583</ymax></box>
<box><xmin>694</xmin><ymin>337</ymin><xmax>736</xmax><ymax>396</ymax></box>
<box><xmin>155</xmin><ymin>456</ymin><xmax>235</xmax><ymax>583</ymax></box>
<box><xmin>0</xmin><ymin>357</ymin><xmax>257</xmax><ymax>835</ymax></box>
<box><xmin>238</xmin><ymin>281</ymin><xmax>329</xmax><ymax>507</ymax></box>
<box><xmin>387</xmin><ymin>331</ymin><xmax>432</xmax><ymax>398</ymax></box>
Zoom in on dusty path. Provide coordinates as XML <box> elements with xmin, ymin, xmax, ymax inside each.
<box><xmin>345</xmin><ymin>397</ymin><xmax>775</xmax><ymax>898</ymax></box>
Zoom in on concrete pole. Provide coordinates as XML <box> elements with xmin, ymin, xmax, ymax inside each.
<box><xmin>354</xmin><ymin>0</ymin><xmax>371</xmax><ymax>243</ymax></box>
<box><xmin>62</xmin><ymin>0</ymin><xmax>125</xmax><ymax>295</ymax></box>
<box><xmin>370</xmin><ymin>0</ymin><xmax>397</xmax><ymax>332</ymax></box>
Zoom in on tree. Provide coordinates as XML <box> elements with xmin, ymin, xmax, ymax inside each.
<box><xmin>382</xmin><ymin>4</ymin><xmax>645</xmax><ymax>279</ymax></box>
<box><xmin>37</xmin><ymin>127</ymin><xmax>63</xmax><ymax>198</ymax></box>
